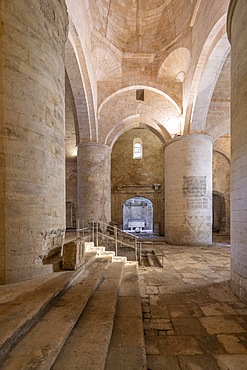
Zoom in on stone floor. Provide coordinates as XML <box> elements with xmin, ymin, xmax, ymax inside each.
<box><xmin>139</xmin><ymin>242</ymin><xmax>247</xmax><ymax>370</ymax></box>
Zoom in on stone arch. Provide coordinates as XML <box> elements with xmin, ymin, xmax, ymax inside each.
<box><xmin>65</xmin><ymin>40</ymin><xmax>91</xmax><ymax>142</ymax></box>
<box><xmin>68</xmin><ymin>22</ymin><xmax>97</xmax><ymax>141</ymax></box>
<box><xmin>184</xmin><ymin>14</ymin><xmax>230</xmax><ymax>133</ymax></box>
<box><xmin>99</xmin><ymin>87</ymin><xmax>180</xmax><ymax>143</ymax></box>
<box><xmin>98</xmin><ymin>85</ymin><xmax>181</xmax><ymax>117</ymax></box>
<box><xmin>91</xmin><ymin>40</ymin><xmax>122</xmax><ymax>81</ymax></box>
<box><xmin>190</xmin><ymin>33</ymin><xmax>230</xmax><ymax>133</ymax></box>
<box><xmin>65</xmin><ymin>70</ymin><xmax>79</xmax><ymax>146</ymax></box>
<box><xmin>205</xmin><ymin>52</ymin><xmax>231</xmax><ymax>139</ymax></box>
<box><xmin>105</xmin><ymin>115</ymin><xmax>171</xmax><ymax>149</ymax></box>
<box><xmin>213</xmin><ymin>149</ymin><xmax>230</xmax><ymax>163</ymax></box>
<box><xmin>158</xmin><ymin>47</ymin><xmax>191</xmax><ymax>82</ymax></box>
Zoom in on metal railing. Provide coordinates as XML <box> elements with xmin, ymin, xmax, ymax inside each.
<box><xmin>93</xmin><ymin>219</ymin><xmax>140</xmax><ymax>262</ymax></box>
<box><xmin>74</xmin><ymin>219</ymin><xmax>165</xmax><ymax>266</ymax></box>
<box><xmin>76</xmin><ymin>219</ymin><xmax>141</xmax><ymax>262</ymax></box>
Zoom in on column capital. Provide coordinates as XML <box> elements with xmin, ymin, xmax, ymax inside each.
<box><xmin>164</xmin><ymin>134</ymin><xmax>214</xmax><ymax>149</ymax></box>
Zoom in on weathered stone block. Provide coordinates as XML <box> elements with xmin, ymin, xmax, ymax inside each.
<box><xmin>62</xmin><ymin>239</ymin><xmax>85</xmax><ymax>270</ymax></box>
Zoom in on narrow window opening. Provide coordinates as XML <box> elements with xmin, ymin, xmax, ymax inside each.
<box><xmin>133</xmin><ymin>138</ymin><xmax>143</xmax><ymax>159</ymax></box>
<box><xmin>136</xmin><ymin>89</ymin><xmax>144</xmax><ymax>101</ymax></box>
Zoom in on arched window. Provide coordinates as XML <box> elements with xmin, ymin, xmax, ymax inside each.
<box><xmin>133</xmin><ymin>138</ymin><xmax>142</xmax><ymax>159</ymax></box>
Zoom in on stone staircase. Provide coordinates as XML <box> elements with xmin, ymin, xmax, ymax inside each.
<box><xmin>97</xmin><ymin>233</ymin><xmax>138</xmax><ymax>261</ymax></box>
<box><xmin>0</xmin><ymin>246</ymin><xmax>146</xmax><ymax>370</ymax></box>
<box><xmin>105</xmin><ymin>263</ymin><xmax>146</xmax><ymax>370</ymax></box>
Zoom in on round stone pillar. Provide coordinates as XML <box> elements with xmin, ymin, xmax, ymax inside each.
<box><xmin>164</xmin><ymin>134</ymin><xmax>213</xmax><ymax>245</ymax></box>
<box><xmin>0</xmin><ymin>0</ymin><xmax>68</xmax><ymax>283</ymax></box>
<box><xmin>77</xmin><ymin>143</ymin><xmax>111</xmax><ymax>225</ymax></box>
<box><xmin>228</xmin><ymin>0</ymin><xmax>247</xmax><ymax>300</ymax></box>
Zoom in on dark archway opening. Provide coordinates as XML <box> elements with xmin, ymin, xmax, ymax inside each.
<box><xmin>123</xmin><ymin>196</ymin><xmax>153</xmax><ymax>233</ymax></box>
<box><xmin>213</xmin><ymin>192</ymin><xmax>226</xmax><ymax>234</ymax></box>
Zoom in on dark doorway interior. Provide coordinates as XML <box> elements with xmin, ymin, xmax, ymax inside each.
<box><xmin>213</xmin><ymin>192</ymin><xmax>226</xmax><ymax>233</ymax></box>
<box><xmin>123</xmin><ymin>196</ymin><xmax>153</xmax><ymax>233</ymax></box>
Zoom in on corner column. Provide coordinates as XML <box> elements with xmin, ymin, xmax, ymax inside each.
<box><xmin>77</xmin><ymin>142</ymin><xmax>111</xmax><ymax>225</ymax></box>
<box><xmin>228</xmin><ymin>0</ymin><xmax>247</xmax><ymax>300</ymax></box>
<box><xmin>0</xmin><ymin>0</ymin><xmax>68</xmax><ymax>283</ymax></box>
<box><xmin>164</xmin><ymin>134</ymin><xmax>213</xmax><ymax>245</ymax></box>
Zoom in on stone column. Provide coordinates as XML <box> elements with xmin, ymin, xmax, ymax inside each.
<box><xmin>228</xmin><ymin>0</ymin><xmax>247</xmax><ymax>300</ymax></box>
<box><xmin>0</xmin><ymin>0</ymin><xmax>68</xmax><ymax>283</ymax></box>
<box><xmin>77</xmin><ymin>143</ymin><xmax>111</xmax><ymax>226</ymax></box>
<box><xmin>164</xmin><ymin>134</ymin><xmax>213</xmax><ymax>245</ymax></box>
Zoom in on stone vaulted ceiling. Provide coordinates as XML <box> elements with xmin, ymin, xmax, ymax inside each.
<box><xmin>65</xmin><ymin>0</ymin><xmax>230</xmax><ymax>150</ymax></box>
<box><xmin>86</xmin><ymin>0</ymin><xmax>198</xmax><ymax>142</ymax></box>
<box><xmin>88</xmin><ymin>0</ymin><xmax>196</xmax><ymax>53</ymax></box>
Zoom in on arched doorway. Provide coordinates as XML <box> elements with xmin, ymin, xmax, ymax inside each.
<box><xmin>123</xmin><ymin>196</ymin><xmax>153</xmax><ymax>233</ymax></box>
<box><xmin>213</xmin><ymin>192</ymin><xmax>226</xmax><ymax>233</ymax></box>
<box><xmin>66</xmin><ymin>201</ymin><xmax>76</xmax><ymax>229</ymax></box>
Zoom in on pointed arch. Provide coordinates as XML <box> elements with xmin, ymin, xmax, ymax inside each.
<box><xmin>68</xmin><ymin>22</ymin><xmax>97</xmax><ymax>141</ymax></box>
<box><xmin>65</xmin><ymin>40</ymin><xmax>91</xmax><ymax>142</ymax></box>
<box><xmin>98</xmin><ymin>85</ymin><xmax>181</xmax><ymax>117</ymax></box>
<box><xmin>99</xmin><ymin>86</ymin><xmax>180</xmax><ymax>142</ymax></box>
<box><xmin>105</xmin><ymin>115</ymin><xmax>171</xmax><ymax>149</ymax></box>
<box><xmin>184</xmin><ymin>14</ymin><xmax>229</xmax><ymax>133</ymax></box>
<box><xmin>190</xmin><ymin>33</ymin><xmax>230</xmax><ymax>133</ymax></box>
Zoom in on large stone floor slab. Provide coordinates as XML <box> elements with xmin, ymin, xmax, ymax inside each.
<box><xmin>52</xmin><ymin>260</ymin><xmax>125</xmax><ymax>370</ymax></box>
<box><xmin>215</xmin><ymin>354</ymin><xmax>247</xmax><ymax>370</ymax></box>
<box><xmin>200</xmin><ymin>316</ymin><xmax>246</xmax><ymax>335</ymax></box>
<box><xmin>0</xmin><ymin>257</ymin><xmax>111</xmax><ymax>369</ymax></box>
<box><xmin>105</xmin><ymin>262</ymin><xmax>146</xmax><ymax>370</ymax></box>
<box><xmin>0</xmin><ymin>250</ymin><xmax>99</xmax><ymax>363</ymax></box>
<box><xmin>139</xmin><ymin>243</ymin><xmax>247</xmax><ymax>369</ymax></box>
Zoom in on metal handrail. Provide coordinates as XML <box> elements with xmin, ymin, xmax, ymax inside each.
<box><xmin>94</xmin><ymin>219</ymin><xmax>140</xmax><ymax>261</ymax></box>
<box><xmin>93</xmin><ymin>219</ymin><xmax>139</xmax><ymax>242</ymax></box>
<box><xmin>76</xmin><ymin>218</ymin><xmax>143</xmax><ymax>263</ymax></box>
<box><xmin>97</xmin><ymin>231</ymin><xmax>137</xmax><ymax>249</ymax></box>
<box><xmin>75</xmin><ymin>218</ymin><xmax>165</xmax><ymax>267</ymax></box>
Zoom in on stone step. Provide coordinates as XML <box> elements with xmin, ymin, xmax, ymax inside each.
<box><xmin>52</xmin><ymin>259</ymin><xmax>126</xmax><ymax>370</ymax></box>
<box><xmin>0</xmin><ymin>249</ymin><xmax>103</xmax><ymax>362</ymax></box>
<box><xmin>0</xmin><ymin>255</ymin><xmax>112</xmax><ymax>369</ymax></box>
<box><xmin>105</xmin><ymin>262</ymin><xmax>147</xmax><ymax>370</ymax></box>
<box><xmin>113</xmin><ymin>256</ymin><xmax>127</xmax><ymax>262</ymax></box>
<box><xmin>102</xmin><ymin>243</ymin><xmax>137</xmax><ymax>262</ymax></box>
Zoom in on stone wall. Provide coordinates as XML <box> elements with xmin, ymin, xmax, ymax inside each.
<box><xmin>0</xmin><ymin>15</ymin><xmax>5</xmax><ymax>284</ymax></box>
<box><xmin>228</xmin><ymin>0</ymin><xmax>247</xmax><ymax>301</ymax></box>
<box><xmin>0</xmin><ymin>0</ymin><xmax>68</xmax><ymax>283</ymax></box>
<box><xmin>65</xmin><ymin>73</ymin><xmax>77</xmax><ymax>157</ymax></box>
<box><xmin>66</xmin><ymin>157</ymin><xmax>77</xmax><ymax>229</ymax></box>
<box><xmin>213</xmin><ymin>136</ymin><xmax>230</xmax><ymax>234</ymax></box>
<box><xmin>65</xmin><ymin>72</ymin><xmax>77</xmax><ymax>229</ymax></box>
<box><xmin>206</xmin><ymin>54</ymin><xmax>231</xmax><ymax>138</ymax></box>
<box><xmin>111</xmin><ymin>128</ymin><xmax>164</xmax><ymax>234</ymax></box>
